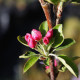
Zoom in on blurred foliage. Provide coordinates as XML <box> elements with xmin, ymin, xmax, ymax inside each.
<box><xmin>0</xmin><ymin>0</ymin><xmax>37</xmax><ymax>7</ymax></box>
<box><xmin>23</xmin><ymin>65</ymin><xmax>50</xmax><ymax>80</ymax></box>
<box><xmin>72</xmin><ymin>0</ymin><xmax>80</xmax><ymax>2</ymax></box>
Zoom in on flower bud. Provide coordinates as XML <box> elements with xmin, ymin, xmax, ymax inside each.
<box><xmin>25</xmin><ymin>33</ymin><xmax>32</xmax><ymax>42</ymax></box>
<box><xmin>46</xmin><ymin>29</ymin><xmax>53</xmax><ymax>39</ymax></box>
<box><xmin>28</xmin><ymin>38</ymin><xmax>37</xmax><ymax>48</ymax></box>
<box><xmin>43</xmin><ymin>37</ymin><xmax>49</xmax><ymax>45</ymax></box>
<box><xmin>31</xmin><ymin>29</ymin><xmax>42</xmax><ymax>41</ymax></box>
<box><xmin>45</xmin><ymin>66</ymin><xmax>49</xmax><ymax>69</ymax></box>
<box><xmin>54</xmin><ymin>59</ymin><xmax>57</xmax><ymax>67</ymax></box>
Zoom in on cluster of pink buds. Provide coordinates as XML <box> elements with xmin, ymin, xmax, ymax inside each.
<box><xmin>25</xmin><ymin>29</ymin><xmax>42</xmax><ymax>48</ymax></box>
<box><xmin>43</xmin><ymin>29</ymin><xmax>53</xmax><ymax>45</ymax></box>
<box><xmin>25</xmin><ymin>29</ymin><xmax>53</xmax><ymax>48</ymax></box>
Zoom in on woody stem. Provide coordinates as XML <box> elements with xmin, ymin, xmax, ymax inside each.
<box><xmin>56</xmin><ymin>2</ymin><xmax>64</xmax><ymax>25</ymax></box>
<box><xmin>39</xmin><ymin>0</ymin><xmax>56</xmax><ymax>80</ymax></box>
<box><xmin>39</xmin><ymin>0</ymin><xmax>64</xmax><ymax>80</ymax></box>
<box><xmin>39</xmin><ymin>0</ymin><xmax>53</xmax><ymax>29</ymax></box>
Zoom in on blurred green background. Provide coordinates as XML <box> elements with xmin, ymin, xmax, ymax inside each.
<box><xmin>0</xmin><ymin>0</ymin><xmax>80</xmax><ymax>80</ymax></box>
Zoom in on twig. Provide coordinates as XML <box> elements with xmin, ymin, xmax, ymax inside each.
<box><xmin>49</xmin><ymin>57</ymin><xmax>55</xmax><ymax>80</ymax></box>
<box><xmin>56</xmin><ymin>2</ymin><xmax>63</xmax><ymax>25</ymax></box>
<box><xmin>39</xmin><ymin>0</ymin><xmax>55</xmax><ymax>80</ymax></box>
<box><xmin>39</xmin><ymin>0</ymin><xmax>53</xmax><ymax>30</ymax></box>
<box><xmin>39</xmin><ymin>0</ymin><xmax>64</xmax><ymax>80</ymax></box>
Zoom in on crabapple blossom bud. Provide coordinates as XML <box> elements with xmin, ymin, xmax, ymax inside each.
<box><xmin>28</xmin><ymin>37</ymin><xmax>37</xmax><ymax>48</ymax></box>
<box><xmin>54</xmin><ymin>59</ymin><xmax>57</xmax><ymax>67</ymax></box>
<box><xmin>45</xmin><ymin>66</ymin><xmax>49</xmax><ymax>69</ymax></box>
<box><xmin>43</xmin><ymin>37</ymin><xmax>49</xmax><ymax>45</ymax></box>
<box><xmin>25</xmin><ymin>33</ymin><xmax>32</xmax><ymax>42</ymax></box>
<box><xmin>45</xmin><ymin>29</ymin><xmax>53</xmax><ymax>39</ymax></box>
<box><xmin>31</xmin><ymin>29</ymin><xmax>42</xmax><ymax>41</ymax></box>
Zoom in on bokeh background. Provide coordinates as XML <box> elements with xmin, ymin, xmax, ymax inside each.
<box><xmin>0</xmin><ymin>0</ymin><xmax>80</xmax><ymax>80</ymax></box>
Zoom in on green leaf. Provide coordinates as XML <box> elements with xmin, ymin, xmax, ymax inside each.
<box><xmin>19</xmin><ymin>51</ymin><xmax>39</xmax><ymax>59</ymax></box>
<box><xmin>39</xmin><ymin>21</ymin><xmax>48</xmax><ymax>37</ymax></box>
<box><xmin>45</xmin><ymin>0</ymin><xmax>60</xmax><ymax>5</ymax></box>
<box><xmin>59</xmin><ymin>66</ymin><xmax>67</xmax><ymax>72</ymax></box>
<box><xmin>17</xmin><ymin>36</ymin><xmax>28</xmax><ymax>47</ymax></box>
<box><xmin>72</xmin><ymin>56</ymin><xmax>80</xmax><ymax>61</ymax></box>
<box><xmin>52</xmin><ymin>24</ymin><xmax>64</xmax><ymax>48</ymax></box>
<box><xmin>45</xmin><ymin>0</ymin><xmax>80</xmax><ymax>4</ymax></box>
<box><xmin>61</xmin><ymin>0</ymin><xmax>69</xmax><ymax>2</ymax></box>
<box><xmin>58</xmin><ymin>55</ymin><xmax>79</xmax><ymax>77</ymax></box>
<box><xmin>61</xmin><ymin>0</ymin><xmax>80</xmax><ymax>2</ymax></box>
<box><xmin>59</xmin><ymin>56</ymin><xmax>80</xmax><ymax>72</ymax></box>
<box><xmin>24</xmin><ymin>56</ymin><xmax>40</xmax><ymax>73</ymax></box>
<box><xmin>47</xmin><ymin>38</ymin><xmax>54</xmax><ymax>51</ymax></box>
<box><xmin>55</xmin><ymin>38</ymin><xmax>75</xmax><ymax>51</ymax></box>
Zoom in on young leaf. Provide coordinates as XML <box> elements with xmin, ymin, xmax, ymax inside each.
<box><xmin>24</xmin><ymin>56</ymin><xmax>40</xmax><ymax>73</ymax></box>
<box><xmin>55</xmin><ymin>38</ymin><xmax>75</xmax><ymax>51</ymax></box>
<box><xmin>52</xmin><ymin>24</ymin><xmax>64</xmax><ymax>48</ymax></box>
<box><xmin>17</xmin><ymin>36</ymin><xmax>28</xmax><ymax>47</ymax></box>
<box><xmin>37</xmin><ymin>45</ymin><xmax>44</xmax><ymax>54</ymax></box>
<box><xmin>19</xmin><ymin>51</ymin><xmax>39</xmax><ymax>59</ymax></box>
<box><xmin>59</xmin><ymin>66</ymin><xmax>67</xmax><ymax>72</ymax></box>
<box><xmin>58</xmin><ymin>55</ymin><xmax>79</xmax><ymax>77</ymax></box>
<box><xmin>39</xmin><ymin>21</ymin><xmax>48</xmax><ymax>37</ymax></box>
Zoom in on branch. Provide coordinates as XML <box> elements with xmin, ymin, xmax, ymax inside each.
<box><xmin>56</xmin><ymin>2</ymin><xmax>64</xmax><ymax>25</ymax></box>
<box><xmin>49</xmin><ymin>57</ymin><xmax>55</xmax><ymax>80</ymax></box>
<box><xmin>39</xmin><ymin>0</ymin><xmax>53</xmax><ymax>30</ymax></box>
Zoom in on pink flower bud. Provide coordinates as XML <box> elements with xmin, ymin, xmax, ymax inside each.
<box><xmin>43</xmin><ymin>37</ymin><xmax>49</xmax><ymax>45</ymax></box>
<box><xmin>28</xmin><ymin>38</ymin><xmax>37</xmax><ymax>48</ymax></box>
<box><xmin>54</xmin><ymin>59</ymin><xmax>57</xmax><ymax>67</ymax></box>
<box><xmin>45</xmin><ymin>66</ymin><xmax>49</xmax><ymax>69</ymax></box>
<box><xmin>31</xmin><ymin>29</ymin><xmax>42</xmax><ymax>41</ymax></box>
<box><xmin>46</xmin><ymin>29</ymin><xmax>53</xmax><ymax>39</ymax></box>
<box><xmin>25</xmin><ymin>33</ymin><xmax>32</xmax><ymax>42</ymax></box>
